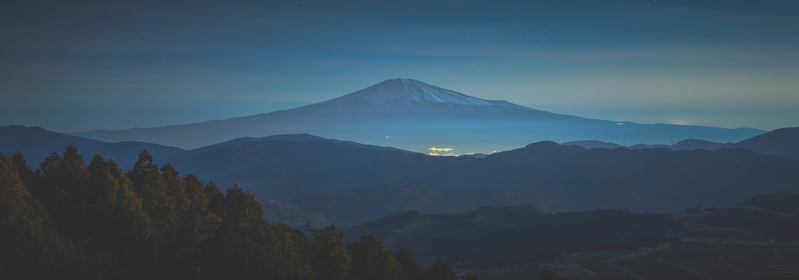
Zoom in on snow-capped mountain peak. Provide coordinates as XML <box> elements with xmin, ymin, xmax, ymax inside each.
<box><xmin>320</xmin><ymin>78</ymin><xmax>526</xmax><ymax>108</ymax></box>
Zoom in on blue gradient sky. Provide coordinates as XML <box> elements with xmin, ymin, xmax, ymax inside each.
<box><xmin>2</xmin><ymin>0</ymin><xmax>798</xmax><ymax>132</ymax></box>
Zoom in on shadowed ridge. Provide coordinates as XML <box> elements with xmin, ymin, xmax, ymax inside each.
<box><xmin>736</xmin><ymin>127</ymin><xmax>799</xmax><ymax>160</ymax></box>
<box><xmin>524</xmin><ymin>141</ymin><xmax>561</xmax><ymax>150</ymax></box>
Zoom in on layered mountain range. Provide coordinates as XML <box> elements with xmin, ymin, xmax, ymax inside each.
<box><xmin>3</xmin><ymin>78</ymin><xmax>797</xmax><ymax>279</ymax></box>
<box><xmin>2</xmin><ymin>78</ymin><xmax>797</xmax><ymax>228</ymax></box>
<box><xmin>565</xmin><ymin>126</ymin><xmax>799</xmax><ymax>161</ymax></box>
<box><xmin>3</xmin><ymin>125</ymin><xmax>799</xmax><ymax>227</ymax></box>
<box><xmin>71</xmin><ymin>78</ymin><xmax>763</xmax><ymax>152</ymax></box>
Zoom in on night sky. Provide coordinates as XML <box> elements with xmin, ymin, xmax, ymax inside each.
<box><xmin>2</xmin><ymin>0</ymin><xmax>798</xmax><ymax>132</ymax></box>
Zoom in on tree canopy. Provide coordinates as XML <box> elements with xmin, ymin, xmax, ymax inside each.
<box><xmin>1</xmin><ymin>147</ymin><xmax>457</xmax><ymax>280</ymax></box>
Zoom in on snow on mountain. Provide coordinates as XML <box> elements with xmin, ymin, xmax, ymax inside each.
<box><xmin>316</xmin><ymin>78</ymin><xmax>528</xmax><ymax>109</ymax></box>
<box><xmin>70</xmin><ymin>78</ymin><xmax>766</xmax><ymax>151</ymax></box>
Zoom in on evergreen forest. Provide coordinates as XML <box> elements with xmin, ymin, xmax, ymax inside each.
<box><xmin>0</xmin><ymin>146</ymin><xmax>460</xmax><ymax>280</ymax></box>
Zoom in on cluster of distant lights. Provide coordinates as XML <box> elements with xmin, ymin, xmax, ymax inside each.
<box><xmin>427</xmin><ymin>147</ymin><xmax>454</xmax><ymax>156</ymax></box>
<box><xmin>426</xmin><ymin>147</ymin><xmax>496</xmax><ymax>157</ymax></box>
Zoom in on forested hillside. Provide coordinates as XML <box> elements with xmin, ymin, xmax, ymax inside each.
<box><xmin>0</xmin><ymin>147</ymin><xmax>456</xmax><ymax>280</ymax></box>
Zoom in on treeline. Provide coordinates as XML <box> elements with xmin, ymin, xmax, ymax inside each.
<box><xmin>0</xmin><ymin>146</ymin><xmax>462</xmax><ymax>280</ymax></box>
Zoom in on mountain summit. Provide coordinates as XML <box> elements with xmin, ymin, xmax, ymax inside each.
<box><xmin>72</xmin><ymin>78</ymin><xmax>764</xmax><ymax>151</ymax></box>
<box><xmin>290</xmin><ymin>78</ymin><xmax>572</xmax><ymax>120</ymax></box>
<box><xmin>316</xmin><ymin>78</ymin><xmax>525</xmax><ymax>109</ymax></box>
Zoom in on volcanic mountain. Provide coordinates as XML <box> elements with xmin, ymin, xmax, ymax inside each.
<box><xmin>73</xmin><ymin>78</ymin><xmax>763</xmax><ymax>152</ymax></box>
<box><xmin>287</xmin><ymin>78</ymin><xmax>576</xmax><ymax>120</ymax></box>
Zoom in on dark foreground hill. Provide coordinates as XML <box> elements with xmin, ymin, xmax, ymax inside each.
<box><xmin>675</xmin><ymin>192</ymin><xmax>799</xmax><ymax>241</ymax></box>
<box><xmin>737</xmin><ymin>192</ymin><xmax>799</xmax><ymax>216</ymax></box>
<box><xmin>343</xmin><ymin>193</ymin><xmax>799</xmax><ymax>279</ymax></box>
<box><xmin>343</xmin><ymin>206</ymin><xmax>678</xmax><ymax>267</ymax></box>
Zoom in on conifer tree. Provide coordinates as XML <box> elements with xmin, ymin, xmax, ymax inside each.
<box><xmin>165</xmin><ymin>175</ymin><xmax>215</xmax><ymax>279</ymax></box>
<box><xmin>223</xmin><ymin>184</ymin><xmax>264</xmax><ymax>226</ymax></box>
<box><xmin>11</xmin><ymin>151</ymin><xmax>37</xmax><ymax>189</ymax></box>
<box><xmin>268</xmin><ymin>223</ymin><xmax>314</xmax><ymax>280</ymax></box>
<box><xmin>160</xmin><ymin>163</ymin><xmax>188</xmax><ymax>238</ymax></box>
<box><xmin>0</xmin><ymin>153</ymin><xmax>54</xmax><ymax>279</ymax></box>
<box><xmin>161</xmin><ymin>163</ymin><xmax>189</xmax><ymax>217</ymax></box>
<box><xmin>308</xmin><ymin>225</ymin><xmax>351</xmax><ymax>280</ymax></box>
<box><xmin>423</xmin><ymin>258</ymin><xmax>457</xmax><ymax>280</ymax></box>
<box><xmin>204</xmin><ymin>180</ymin><xmax>226</xmax><ymax>219</ymax></box>
<box><xmin>461</xmin><ymin>272</ymin><xmax>480</xmax><ymax>280</ymax></box>
<box><xmin>169</xmin><ymin>202</ymin><xmax>215</xmax><ymax>280</ymax></box>
<box><xmin>206</xmin><ymin>185</ymin><xmax>312</xmax><ymax>280</ymax></box>
<box><xmin>395</xmin><ymin>248</ymin><xmax>424</xmax><ymax>280</ymax></box>
<box><xmin>34</xmin><ymin>148</ymin><xmax>147</xmax><ymax>278</ymax></box>
<box><xmin>35</xmin><ymin>145</ymin><xmax>92</xmax><ymax>239</ymax></box>
<box><xmin>347</xmin><ymin>234</ymin><xmax>401</xmax><ymax>280</ymax></box>
<box><xmin>127</xmin><ymin>150</ymin><xmax>176</xmax><ymax>243</ymax></box>
<box><xmin>86</xmin><ymin>155</ymin><xmax>152</xmax><ymax>251</ymax></box>
<box><xmin>537</xmin><ymin>270</ymin><xmax>558</xmax><ymax>280</ymax></box>
<box><xmin>183</xmin><ymin>174</ymin><xmax>209</xmax><ymax>213</ymax></box>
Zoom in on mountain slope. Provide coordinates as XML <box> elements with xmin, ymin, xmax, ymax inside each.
<box><xmin>71</xmin><ymin>79</ymin><xmax>764</xmax><ymax>151</ymax></box>
<box><xmin>313</xmin><ymin>78</ymin><xmax>529</xmax><ymax>109</ymax></box>
<box><xmin>561</xmin><ymin>140</ymin><xmax>623</xmax><ymax>149</ymax></box>
<box><xmin>289</xmin><ymin>78</ymin><xmax>573</xmax><ymax>120</ymax></box>
<box><xmin>0</xmin><ymin>125</ymin><xmax>186</xmax><ymax>169</ymax></box>
<box><xmin>186</xmin><ymin>133</ymin><xmax>414</xmax><ymax>156</ymax></box>
<box><xmin>736</xmin><ymin>127</ymin><xmax>799</xmax><ymax>160</ymax></box>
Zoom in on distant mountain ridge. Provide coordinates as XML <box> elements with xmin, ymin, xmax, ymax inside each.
<box><xmin>0</xmin><ymin>125</ymin><xmax>414</xmax><ymax>169</ymax></box>
<box><xmin>185</xmin><ymin>133</ymin><xmax>414</xmax><ymax>157</ymax></box>
<box><xmin>737</xmin><ymin>127</ymin><xmax>799</xmax><ymax>160</ymax></box>
<box><xmin>3</xmin><ymin>125</ymin><xmax>799</xmax><ymax>227</ymax></box>
<box><xmin>562</xmin><ymin>127</ymin><xmax>799</xmax><ymax>160</ymax></box>
<box><xmin>70</xmin><ymin>78</ymin><xmax>764</xmax><ymax>151</ymax></box>
<box><xmin>0</xmin><ymin>125</ymin><xmax>185</xmax><ymax>170</ymax></box>
<box><xmin>561</xmin><ymin>140</ymin><xmax>623</xmax><ymax>150</ymax></box>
